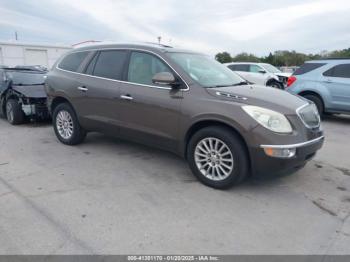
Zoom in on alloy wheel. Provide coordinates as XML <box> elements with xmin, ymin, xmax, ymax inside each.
<box><xmin>56</xmin><ymin>110</ymin><xmax>74</xmax><ymax>139</ymax></box>
<box><xmin>194</xmin><ymin>137</ymin><xmax>234</xmax><ymax>181</ymax></box>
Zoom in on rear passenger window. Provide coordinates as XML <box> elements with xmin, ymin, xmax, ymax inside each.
<box><xmin>228</xmin><ymin>65</ymin><xmax>237</xmax><ymax>71</ymax></box>
<box><xmin>93</xmin><ymin>50</ymin><xmax>128</xmax><ymax>80</ymax></box>
<box><xmin>127</xmin><ymin>52</ymin><xmax>171</xmax><ymax>86</ymax></box>
<box><xmin>229</xmin><ymin>64</ymin><xmax>249</xmax><ymax>72</ymax></box>
<box><xmin>59</xmin><ymin>52</ymin><xmax>89</xmax><ymax>72</ymax></box>
<box><xmin>294</xmin><ymin>63</ymin><xmax>326</xmax><ymax>75</ymax></box>
<box><xmin>323</xmin><ymin>64</ymin><xmax>350</xmax><ymax>78</ymax></box>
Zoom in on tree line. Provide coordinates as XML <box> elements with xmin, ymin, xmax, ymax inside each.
<box><xmin>215</xmin><ymin>48</ymin><xmax>350</xmax><ymax>66</ymax></box>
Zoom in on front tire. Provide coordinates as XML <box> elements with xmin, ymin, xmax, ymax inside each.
<box><xmin>267</xmin><ymin>81</ymin><xmax>283</xmax><ymax>89</ymax></box>
<box><xmin>187</xmin><ymin>126</ymin><xmax>249</xmax><ymax>189</ymax></box>
<box><xmin>53</xmin><ymin>103</ymin><xmax>86</xmax><ymax>145</ymax></box>
<box><xmin>6</xmin><ymin>99</ymin><xmax>24</xmax><ymax>125</ymax></box>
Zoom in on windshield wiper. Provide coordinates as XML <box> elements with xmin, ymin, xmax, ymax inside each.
<box><xmin>211</xmin><ymin>82</ymin><xmax>249</xmax><ymax>88</ymax></box>
<box><xmin>14</xmin><ymin>83</ymin><xmax>44</xmax><ymax>86</ymax></box>
<box><xmin>206</xmin><ymin>81</ymin><xmax>250</xmax><ymax>88</ymax></box>
<box><xmin>213</xmin><ymin>84</ymin><xmax>234</xmax><ymax>88</ymax></box>
<box><xmin>232</xmin><ymin>81</ymin><xmax>250</xmax><ymax>86</ymax></box>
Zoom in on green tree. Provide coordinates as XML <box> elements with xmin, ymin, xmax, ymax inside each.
<box><xmin>327</xmin><ymin>48</ymin><xmax>350</xmax><ymax>58</ymax></box>
<box><xmin>215</xmin><ymin>52</ymin><xmax>232</xmax><ymax>63</ymax></box>
<box><xmin>231</xmin><ymin>52</ymin><xmax>260</xmax><ymax>62</ymax></box>
<box><xmin>215</xmin><ymin>47</ymin><xmax>350</xmax><ymax>67</ymax></box>
<box><xmin>261</xmin><ymin>52</ymin><xmax>274</xmax><ymax>64</ymax></box>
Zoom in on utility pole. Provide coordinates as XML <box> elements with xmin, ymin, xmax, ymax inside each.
<box><xmin>15</xmin><ymin>31</ymin><xmax>18</xmax><ymax>41</ymax></box>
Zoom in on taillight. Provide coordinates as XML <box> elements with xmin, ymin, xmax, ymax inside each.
<box><xmin>287</xmin><ymin>76</ymin><xmax>297</xmax><ymax>87</ymax></box>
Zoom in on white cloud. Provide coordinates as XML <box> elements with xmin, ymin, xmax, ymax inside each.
<box><xmin>215</xmin><ymin>0</ymin><xmax>350</xmax><ymax>41</ymax></box>
<box><xmin>55</xmin><ymin>0</ymin><xmax>173</xmax><ymax>41</ymax></box>
<box><xmin>54</xmin><ymin>0</ymin><xmax>217</xmax><ymax>52</ymax></box>
<box><xmin>1</xmin><ymin>0</ymin><xmax>350</xmax><ymax>55</ymax></box>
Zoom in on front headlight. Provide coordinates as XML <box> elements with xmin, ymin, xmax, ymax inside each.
<box><xmin>242</xmin><ymin>105</ymin><xmax>292</xmax><ymax>133</ymax></box>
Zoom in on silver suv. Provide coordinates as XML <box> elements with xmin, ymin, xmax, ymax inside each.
<box><xmin>225</xmin><ymin>62</ymin><xmax>291</xmax><ymax>89</ymax></box>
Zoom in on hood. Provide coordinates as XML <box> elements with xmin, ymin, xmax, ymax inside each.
<box><xmin>206</xmin><ymin>84</ymin><xmax>307</xmax><ymax>115</ymax></box>
<box><xmin>12</xmin><ymin>84</ymin><xmax>47</xmax><ymax>98</ymax></box>
<box><xmin>275</xmin><ymin>72</ymin><xmax>292</xmax><ymax>78</ymax></box>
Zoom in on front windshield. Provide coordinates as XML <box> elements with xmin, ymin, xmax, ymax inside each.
<box><xmin>261</xmin><ymin>63</ymin><xmax>281</xmax><ymax>74</ymax></box>
<box><xmin>7</xmin><ymin>71</ymin><xmax>46</xmax><ymax>85</ymax></box>
<box><xmin>168</xmin><ymin>52</ymin><xmax>245</xmax><ymax>87</ymax></box>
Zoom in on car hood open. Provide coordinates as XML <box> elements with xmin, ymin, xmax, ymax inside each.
<box><xmin>206</xmin><ymin>84</ymin><xmax>307</xmax><ymax>115</ymax></box>
<box><xmin>12</xmin><ymin>84</ymin><xmax>47</xmax><ymax>98</ymax></box>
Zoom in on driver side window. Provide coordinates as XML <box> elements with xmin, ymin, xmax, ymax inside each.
<box><xmin>128</xmin><ymin>52</ymin><xmax>171</xmax><ymax>86</ymax></box>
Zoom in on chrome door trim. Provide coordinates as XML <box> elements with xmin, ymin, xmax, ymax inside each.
<box><xmin>56</xmin><ymin>47</ymin><xmax>190</xmax><ymax>91</ymax></box>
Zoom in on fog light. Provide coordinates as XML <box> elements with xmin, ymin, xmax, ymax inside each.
<box><xmin>263</xmin><ymin>147</ymin><xmax>296</xmax><ymax>158</ymax></box>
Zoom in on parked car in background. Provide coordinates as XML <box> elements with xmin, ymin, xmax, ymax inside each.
<box><xmin>225</xmin><ymin>62</ymin><xmax>291</xmax><ymax>89</ymax></box>
<box><xmin>0</xmin><ymin>67</ymin><xmax>49</xmax><ymax>124</ymax></box>
<box><xmin>287</xmin><ymin>59</ymin><xmax>350</xmax><ymax>117</ymax></box>
<box><xmin>45</xmin><ymin>43</ymin><xmax>324</xmax><ymax>189</ymax></box>
<box><xmin>15</xmin><ymin>65</ymin><xmax>48</xmax><ymax>72</ymax></box>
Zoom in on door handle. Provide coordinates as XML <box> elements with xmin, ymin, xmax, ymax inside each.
<box><xmin>325</xmin><ymin>79</ymin><xmax>333</xmax><ymax>83</ymax></box>
<box><xmin>77</xmin><ymin>86</ymin><xmax>88</xmax><ymax>92</ymax></box>
<box><xmin>120</xmin><ymin>94</ymin><xmax>133</xmax><ymax>101</ymax></box>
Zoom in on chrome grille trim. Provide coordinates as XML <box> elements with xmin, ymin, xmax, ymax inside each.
<box><xmin>260</xmin><ymin>136</ymin><xmax>324</xmax><ymax>149</ymax></box>
<box><xmin>296</xmin><ymin>103</ymin><xmax>321</xmax><ymax>129</ymax></box>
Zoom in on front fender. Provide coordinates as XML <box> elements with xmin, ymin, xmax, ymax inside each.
<box><xmin>188</xmin><ymin>113</ymin><xmax>254</xmax><ymax>138</ymax></box>
<box><xmin>178</xmin><ymin>109</ymin><xmax>259</xmax><ymax>158</ymax></box>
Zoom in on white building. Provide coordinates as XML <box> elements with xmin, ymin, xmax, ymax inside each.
<box><xmin>0</xmin><ymin>41</ymin><xmax>72</xmax><ymax>68</ymax></box>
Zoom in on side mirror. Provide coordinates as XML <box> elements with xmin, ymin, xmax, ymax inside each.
<box><xmin>152</xmin><ymin>72</ymin><xmax>178</xmax><ymax>87</ymax></box>
<box><xmin>258</xmin><ymin>69</ymin><xmax>266</xmax><ymax>74</ymax></box>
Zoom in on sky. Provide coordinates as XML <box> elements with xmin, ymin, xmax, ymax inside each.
<box><xmin>0</xmin><ymin>0</ymin><xmax>350</xmax><ymax>56</ymax></box>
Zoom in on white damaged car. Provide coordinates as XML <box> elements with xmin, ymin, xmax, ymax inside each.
<box><xmin>225</xmin><ymin>62</ymin><xmax>291</xmax><ymax>89</ymax></box>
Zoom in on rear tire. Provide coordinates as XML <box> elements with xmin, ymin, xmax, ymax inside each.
<box><xmin>187</xmin><ymin>126</ymin><xmax>249</xmax><ymax>189</ymax></box>
<box><xmin>6</xmin><ymin>99</ymin><xmax>24</xmax><ymax>125</ymax></box>
<box><xmin>53</xmin><ymin>103</ymin><xmax>86</xmax><ymax>145</ymax></box>
<box><xmin>303</xmin><ymin>94</ymin><xmax>324</xmax><ymax>117</ymax></box>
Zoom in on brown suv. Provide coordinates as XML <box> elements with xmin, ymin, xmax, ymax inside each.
<box><xmin>45</xmin><ymin>43</ymin><xmax>324</xmax><ymax>189</ymax></box>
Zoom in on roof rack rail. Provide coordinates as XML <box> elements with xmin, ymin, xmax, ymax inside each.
<box><xmin>143</xmin><ymin>42</ymin><xmax>173</xmax><ymax>48</ymax></box>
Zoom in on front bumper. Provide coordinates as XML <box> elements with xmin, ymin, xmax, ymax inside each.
<box><xmin>21</xmin><ymin>98</ymin><xmax>50</xmax><ymax>119</ymax></box>
<box><xmin>250</xmin><ymin>135</ymin><xmax>324</xmax><ymax>178</ymax></box>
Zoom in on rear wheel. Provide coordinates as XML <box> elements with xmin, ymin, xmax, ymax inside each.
<box><xmin>53</xmin><ymin>103</ymin><xmax>86</xmax><ymax>145</ymax></box>
<box><xmin>6</xmin><ymin>99</ymin><xmax>24</xmax><ymax>125</ymax></box>
<box><xmin>303</xmin><ymin>94</ymin><xmax>324</xmax><ymax>117</ymax></box>
<box><xmin>187</xmin><ymin>126</ymin><xmax>249</xmax><ymax>189</ymax></box>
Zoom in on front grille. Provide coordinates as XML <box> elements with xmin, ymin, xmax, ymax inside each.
<box><xmin>297</xmin><ymin>103</ymin><xmax>320</xmax><ymax>129</ymax></box>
